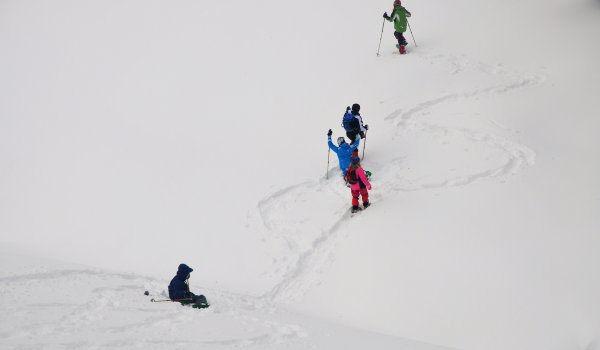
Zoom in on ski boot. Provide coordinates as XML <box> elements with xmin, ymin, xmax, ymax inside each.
<box><xmin>399</xmin><ymin>45</ymin><xmax>406</xmax><ymax>54</ymax></box>
<box><xmin>351</xmin><ymin>206</ymin><xmax>362</xmax><ymax>214</ymax></box>
<box><xmin>363</xmin><ymin>202</ymin><xmax>371</xmax><ymax>209</ymax></box>
<box><xmin>192</xmin><ymin>302</ymin><xmax>210</xmax><ymax>309</ymax></box>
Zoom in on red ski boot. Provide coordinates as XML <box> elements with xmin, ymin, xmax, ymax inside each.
<box><xmin>399</xmin><ymin>45</ymin><xmax>407</xmax><ymax>54</ymax></box>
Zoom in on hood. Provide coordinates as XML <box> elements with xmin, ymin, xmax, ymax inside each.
<box><xmin>176</xmin><ymin>263</ymin><xmax>193</xmax><ymax>279</ymax></box>
<box><xmin>339</xmin><ymin>143</ymin><xmax>351</xmax><ymax>151</ymax></box>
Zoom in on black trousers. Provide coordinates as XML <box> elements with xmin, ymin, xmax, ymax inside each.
<box><xmin>347</xmin><ymin>130</ymin><xmax>365</xmax><ymax>146</ymax></box>
<box><xmin>180</xmin><ymin>293</ymin><xmax>208</xmax><ymax>306</ymax></box>
<box><xmin>346</xmin><ymin>130</ymin><xmax>359</xmax><ymax>145</ymax></box>
<box><xmin>394</xmin><ymin>31</ymin><xmax>408</xmax><ymax>46</ymax></box>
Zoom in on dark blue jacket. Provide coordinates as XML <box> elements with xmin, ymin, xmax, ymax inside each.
<box><xmin>168</xmin><ymin>264</ymin><xmax>193</xmax><ymax>300</ymax></box>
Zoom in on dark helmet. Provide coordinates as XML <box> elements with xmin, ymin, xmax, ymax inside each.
<box><xmin>351</xmin><ymin>103</ymin><xmax>360</xmax><ymax>114</ymax></box>
<box><xmin>393</xmin><ymin>0</ymin><xmax>401</xmax><ymax>6</ymax></box>
<box><xmin>351</xmin><ymin>156</ymin><xmax>361</xmax><ymax>165</ymax></box>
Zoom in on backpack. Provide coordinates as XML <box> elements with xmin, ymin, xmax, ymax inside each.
<box><xmin>346</xmin><ymin>166</ymin><xmax>359</xmax><ymax>185</ymax></box>
<box><xmin>342</xmin><ymin>112</ymin><xmax>360</xmax><ymax>132</ymax></box>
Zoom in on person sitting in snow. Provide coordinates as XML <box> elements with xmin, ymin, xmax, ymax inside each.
<box><xmin>346</xmin><ymin>156</ymin><xmax>372</xmax><ymax>213</ymax></box>
<box><xmin>383</xmin><ymin>0</ymin><xmax>412</xmax><ymax>54</ymax></box>
<box><xmin>328</xmin><ymin>129</ymin><xmax>360</xmax><ymax>177</ymax></box>
<box><xmin>341</xmin><ymin>104</ymin><xmax>368</xmax><ymax>148</ymax></box>
<box><xmin>168</xmin><ymin>263</ymin><xmax>209</xmax><ymax>308</ymax></box>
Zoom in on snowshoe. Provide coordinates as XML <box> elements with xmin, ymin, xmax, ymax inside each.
<box><xmin>363</xmin><ymin>202</ymin><xmax>371</xmax><ymax>209</ymax></box>
<box><xmin>351</xmin><ymin>206</ymin><xmax>362</xmax><ymax>214</ymax></box>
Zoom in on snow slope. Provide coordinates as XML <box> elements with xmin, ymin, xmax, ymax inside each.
<box><xmin>1</xmin><ymin>0</ymin><xmax>599</xmax><ymax>349</ymax></box>
<box><xmin>0</xmin><ymin>245</ymin><xmax>450</xmax><ymax>350</ymax></box>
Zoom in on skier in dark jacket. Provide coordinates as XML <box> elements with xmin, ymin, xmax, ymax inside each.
<box><xmin>341</xmin><ymin>104</ymin><xmax>368</xmax><ymax>147</ymax></box>
<box><xmin>168</xmin><ymin>263</ymin><xmax>209</xmax><ymax>308</ymax></box>
<box><xmin>383</xmin><ymin>0</ymin><xmax>412</xmax><ymax>54</ymax></box>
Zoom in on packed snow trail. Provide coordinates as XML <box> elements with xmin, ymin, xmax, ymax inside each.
<box><xmin>255</xmin><ymin>49</ymin><xmax>545</xmax><ymax>304</ymax></box>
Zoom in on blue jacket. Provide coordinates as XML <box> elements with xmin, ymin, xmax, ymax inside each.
<box><xmin>168</xmin><ymin>263</ymin><xmax>193</xmax><ymax>300</ymax></box>
<box><xmin>328</xmin><ymin>136</ymin><xmax>360</xmax><ymax>175</ymax></box>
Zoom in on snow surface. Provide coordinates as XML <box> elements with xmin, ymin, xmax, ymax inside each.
<box><xmin>1</xmin><ymin>0</ymin><xmax>600</xmax><ymax>349</ymax></box>
<box><xmin>0</xmin><ymin>246</ymin><xmax>448</xmax><ymax>350</ymax></box>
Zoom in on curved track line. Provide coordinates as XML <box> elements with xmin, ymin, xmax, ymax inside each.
<box><xmin>255</xmin><ymin>52</ymin><xmax>545</xmax><ymax>304</ymax></box>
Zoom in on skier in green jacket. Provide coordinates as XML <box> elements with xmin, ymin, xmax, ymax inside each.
<box><xmin>383</xmin><ymin>0</ymin><xmax>412</xmax><ymax>53</ymax></box>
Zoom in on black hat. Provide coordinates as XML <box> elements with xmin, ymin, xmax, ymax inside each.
<box><xmin>351</xmin><ymin>103</ymin><xmax>360</xmax><ymax>114</ymax></box>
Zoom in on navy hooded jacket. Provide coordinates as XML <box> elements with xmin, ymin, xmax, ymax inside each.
<box><xmin>168</xmin><ymin>264</ymin><xmax>194</xmax><ymax>300</ymax></box>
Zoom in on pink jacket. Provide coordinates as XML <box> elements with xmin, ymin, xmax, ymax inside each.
<box><xmin>349</xmin><ymin>167</ymin><xmax>372</xmax><ymax>191</ymax></box>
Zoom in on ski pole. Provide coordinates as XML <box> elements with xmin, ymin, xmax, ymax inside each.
<box><xmin>362</xmin><ymin>130</ymin><xmax>368</xmax><ymax>160</ymax></box>
<box><xmin>326</xmin><ymin>147</ymin><xmax>331</xmax><ymax>179</ymax></box>
<box><xmin>407</xmin><ymin>20</ymin><xmax>417</xmax><ymax>47</ymax></box>
<box><xmin>376</xmin><ymin>18</ymin><xmax>385</xmax><ymax>56</ymax></box>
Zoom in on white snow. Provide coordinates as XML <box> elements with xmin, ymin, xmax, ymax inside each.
<box><xmin>0</xmin><ymin>246</ymin><xmax>449</xmax><ymax>349</ymax></box>
<box><xmin>1</xmin><ymin>0</ymin><xmax>599</xmax><ymax>349</ymax></box>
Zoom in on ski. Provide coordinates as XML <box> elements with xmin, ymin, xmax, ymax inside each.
<box><xmin>350</xmin><ymin>202</ymin><xmax>371</xmax><ymax>217</ymax></box>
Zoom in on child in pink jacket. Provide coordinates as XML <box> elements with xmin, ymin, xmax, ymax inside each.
<box><xmin>345</xmin><ymin>157</ymin><xmax>372</xmax><ymax>213</ymax></box>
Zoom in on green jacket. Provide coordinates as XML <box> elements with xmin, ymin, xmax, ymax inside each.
<box><xmin>386</xmin><ymin>6</ymin><xmax>411</xmax><ymax>33</ymax></box>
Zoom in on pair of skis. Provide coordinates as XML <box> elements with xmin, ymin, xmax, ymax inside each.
<box><xmin>377</xmin><ymin>45</ymin><xmax>408</xmax><ymax>56</ymax></box>
<box><xmin>350</xmin><ymin>202</ymin><xmax>371</xmax><ymax>216</ymax></box>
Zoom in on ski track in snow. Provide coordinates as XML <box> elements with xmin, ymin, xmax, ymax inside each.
<box><xmin>0</xmin><ymin>51</ymin><xmax>546</xmax><ymax>349</ymax></box>
<box><xmin>255</xmin><ymin>50</ymin><xmax>546</xmax><ymax>304</ymax></box>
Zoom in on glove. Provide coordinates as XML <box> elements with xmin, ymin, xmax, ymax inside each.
<box><xmin>383</xmin><ymin>12</ymin><xmax>389</xmax><ymax>19</ymax></box>
<box><xmin>346</xmin><ymin>106</ymin><xmax>351</xmax><ymax>111</ymax></box>
<box><xmin>365</xmin><ymin>124</ymin><xmax>369</xmax><ymax>130</ymax></box>
<box><xmin>327</xmin><ymin>129</ymin><xmax>333</xmax><ymax>137</ymax></box>
<box><xmin>368</xmin><ymin>185</ymin><xmax>372</xmax><ymax>190</ymax></box>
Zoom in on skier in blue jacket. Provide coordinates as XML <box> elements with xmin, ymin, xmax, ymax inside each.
<box><xmin>168</xmin><ymin>263</ymin><xmax>209</xmax><ymax>308</ymax></box>
<box><xmin>328</xmin><ymin>129</ymin><xmax>360</xmax><ymax>177</ymax></box>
